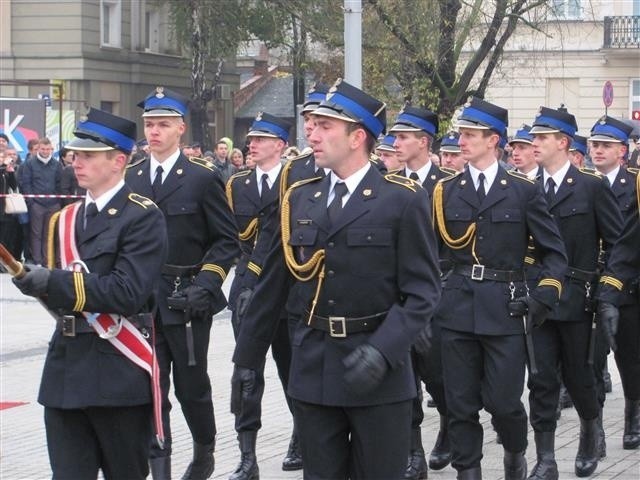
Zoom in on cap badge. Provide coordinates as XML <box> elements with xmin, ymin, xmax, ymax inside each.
<box><xmin>255</xmin><ymin>112</ymin><xmax>263</xmax><ymax>121</ymax></box>
<box><xmin>155</xmin><ymin>86</ymin><xmax>165</xmax><ymax>99</ymax></box>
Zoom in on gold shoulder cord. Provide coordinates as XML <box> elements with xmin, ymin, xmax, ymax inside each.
<box><xmin>281</xmin><ymin>178</ymin><xmax>326</xmax><ymax>324</ymax></box>
<box><xmin>279</xmin><ymin>160</ymin><xmax>294</xmax><ymax>201</ymax></box>
<box><xmin>227</xmin><ymin>173</ymin><xmax>259</xmax><ymax>243</ymax></box>
<box><xmin>47</xmin><ymin>210</ymin><xmax>62</xmax><ymax>269</ymax></box>
<box><xmin>432</xmin><ymin>181</ymin><xmax>476</xmax><ymax>249</ymax></box>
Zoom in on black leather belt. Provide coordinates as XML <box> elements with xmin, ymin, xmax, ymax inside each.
<box><xmin>566</xmin><ymin>267</ymin><xmax>598</xmax><ymax>283</ymax></box>
<box><xmin>55</xmin><ymin>313</ymin><xmax>152</xmax><ymax>337</ymax></box>
<box><xmin>161</xmin><ymin>264</ymin><xmax>202</xmax><ymax>277</ymax></box>
<box><xmin>453</xmin><ymin>264</ymin><xmax>523</xmax><ymax>282</ymax></box>
<box><xmin>306</xmin><ymin>311</ymin><xmax>387</xmax><ymax>338</ymax></box>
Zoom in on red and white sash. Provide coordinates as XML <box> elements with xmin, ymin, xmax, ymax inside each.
<box><xmin>58</xmin><ymin>202</ymin><xmax>164</xmax><ymax>448</ymax></box>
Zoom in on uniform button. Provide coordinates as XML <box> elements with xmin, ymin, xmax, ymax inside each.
<box><xmin>328</xmin><ymin>300</ymin><xmax>335</xmax><ymax>306</ymax></box>
<box><xmin>298</xmin><ymin>234</ymin><xmax>304</xmax><ymax>240</ymax></box>
<box><xmin>327</xmin><ymin>270</ymin><xmax>335</xmax><ymax>277</ymax></box>
<box><xmin>478</xmin><ymin>236</ymin><xmax>484</xmax><ymax>241</ymax></box>
<box><xmin>259</xmin><ymin>212</ymin><xmax>264</xmax><ymax>217</ymax></box>
<box><xmin>366</xmin><ymin>235</ymin><xmax>372</xmax><ymax>241</ymax></box>
<box><xmin>478</xmin><ymin>215</ymin><xmax>484</xmax><ymax>220</ymax></box>
<box><xmin>505</xmin><ymin>214</ymin><xmax>510</xmax><ymax>219</ymax></box>
<box><xmin>328</xmin><ymin>242</ymin><xmax>335</xmax><ymax>248</ymax></box>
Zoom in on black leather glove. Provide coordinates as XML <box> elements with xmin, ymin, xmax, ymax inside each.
<box><xmin>236</xmin><ymin>288</ymin><xmax>253</xmax><ymax>320</ymax></box>
<box><xmin>514</xmin><ymin>295</ymin><xmax>550</xmax><ymax>328</ymax></box>
<box><xmin>230</xmin><ymin>365</ymin><xmax>257</xmax><ymax>415</ymax></box>
<box><xmin>343</xmin><ymin>344</ymin><xmax>388</xmax><ymax>395</ymax></box>
<box><xmin>183</xmin><ymin>285</ymin><xmax>213</xmax><ymax>319</ymax></box>
<box><xmin>12</xmin><ymin>264</ymin><xmax>50</xmax><ymax>297</ymax></box>
<box><xmin>413</xmin><ymin>321</ymin><xmax>433</xmax><ymax>357</ymax></box>
<box><xmin>597</xmin><ymin>301</ymin><xmax>619</xmax><ymax>351</ymax></box>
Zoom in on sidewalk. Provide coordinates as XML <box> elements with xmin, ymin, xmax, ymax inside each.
<box><xmin>1</xmin><ymin>271</ymin><xmax>638</xmax><ymax>479</ymax></box>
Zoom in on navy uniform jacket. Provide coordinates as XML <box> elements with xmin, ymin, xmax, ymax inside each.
<box><xmin>235</xmin><ymin>166</ymin><xmax>442</xmax><ymax>407</ymax></box>
<box><xmin>611</xmin><ymin>167</ymin><xmax>638</xmax><ymax>220</ymax></box>
<box><xmin>538</xmin><ymin>165</ymin><xmax>622</xmax><ymax>321</ymax></box>
<box><xmin>38</xmin><ymin>186</ymin><xmax>168</xmax><ymax>408</ymax></box>
<box><xmin>226</xmin><ymin>168</ymin><xmax>281</xmax><ymax>308</ymax></box>
<box><xmin>125</xmin><ymin>154</ymin><xmax>239</xmax><ymax>324</ymax></box>
<box><xmin>599</xmin><ymin>174</ymin><xmax>640</xmax><ymax>305</ymax></box>
<box><xmin>434</xmin><ymin>167</ymin><xmax>567</xmax><ymax>335</ymax></box>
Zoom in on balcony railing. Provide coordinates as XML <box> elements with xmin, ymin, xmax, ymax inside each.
<box><xmin>604</xmin><ymin>16</ymin><xmax>640</xmax><ymax>48</ymax></box>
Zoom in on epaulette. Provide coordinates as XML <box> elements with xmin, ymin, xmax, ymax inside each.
<box><xmin>384</xmin><ymin>173</ymin><xmax>418</xmax><ymax>192</ymax></box>
<box><xmin>128</xmin><ymin>193</ymin><xmax>157</xmax><ymax>209</ymax></box>
<box><xmin>289</xmin><ymin>176</ymin><xmax>323</xmax><ymax>191</ymax></box>
<box><xmin>438</xmin><ymin>171</ymin><xmax>462</xmax><ymax>183</ymax></box>
<box><xmin>286</xmin><ymin>147</ymin><xmax>313</xmax><ymax>162</ymax></box>
<box><xmin>387</xmin><ymin>168</ymin><xmax>402</xmax><ymax>175</ymax></box>
<box><xmin>578</xmin><ymin>167</ymin><xmax>602</xmax><ymax>178</ymax></box>
<box><xmin>228</xmin><ymin>169</ymin><xmax>252</xmax><ymax>182</ymax></box>
<box><xmin>188</xmin><ymin>156</ymin><xmax>215</xmax><ymax>171</ymax></box>
<box><xmin>627</xmin><ymin>167</ymin><xmax>639</xmax><ymax>176</ymax></box>
<box><xmin>507</xmin><ymin>170</ymin><xmax>535</xmax><ymax>184</ymax></box>
<box><xmin>127</xmin><ymin>157</ymin><xmax>147</xmax><ymax>169</ymax></box>
<box><xmin>439</xmin><ymin>166</ymin><xmax>458</xmax><ymax>176</ymax></box>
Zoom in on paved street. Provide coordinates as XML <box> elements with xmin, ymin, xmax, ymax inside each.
<box><xmin>1</xmin><ymin>270</ymin><xmax>638</xmax><ymax>479</ymax></box>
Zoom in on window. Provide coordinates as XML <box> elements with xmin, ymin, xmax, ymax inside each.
<box><xmin>145</xmin><ymin>9</ymin><xmax>160</xmax><ymax>52</ymax></box>
<box><xmin>551</xmin><ymin>0</ymin><xmax>582</xmax><ymax>20</ymax></box>
<box><xmin>101</xmin><ymin>0</ymin><xmax>121</xmax><ymax>48</ymax></box>
<box><xmin>631</xmin><ymin>79</ymin><xmax>640</xmax><ymax>117</ymax></box>
<box><xmin>100</xmin><ymin>101</ymin><xmax>115</xmax><ymax>114</ymax></box>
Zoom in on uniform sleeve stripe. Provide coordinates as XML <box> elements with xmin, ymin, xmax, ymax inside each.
<box><xmin>538</xmin><ymin>278</ymin><xmax>562</xmax><ymax>297</ymax></box>
<box><xmin>201</xmin><ymin>264</ymin><xmax>227</xmax><ymax>281</ymax></box>
<box><xmin>73</xmin><ymin>271</ymin><xmax>86</xmax><ymax>311</ymax></box>
<box><xmin>247</xmin><ymin>262</ymin><xmax>262</xmax><ymax>277</ymax></box>
<box><xmin>600</xmin><ymin>275</ymin><xmax>623</xmax><ymax>291</ymax></box>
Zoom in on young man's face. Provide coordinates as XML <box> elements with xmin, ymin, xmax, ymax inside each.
<box><xmin>532</xmin><ymin>133</ymin><xmax>567</xmax><ymax>168</ymax></box>
<box><xmin>303</xmin><ymin>113</ymin><xmax>316</xmax><ymax>141</ymax></box>
<box><xmin>510</xmin><ymin>142</ymin><xmax>537</xmax><ymax>173</ymax></box>
<box><xmin>377</xmin><ymin>150</ymin><xmax>402</xmax><ymax>171</ymax></box>
<box><xmin>248</xmin><ymin>136</ymin><xmax>283</xmax><ymax>167</ymax></box>
<box><xmin>308</xmin><ymin>115</ymin><xmax>355</xmax><ymax>170</ymax></box>
<box><xmin>441</xmin><ymin>151</ymin><xmax>466</xmax><ymax>172</ymax></box>
<box><xmin>393</xmin><ymin>131</ymin><xmax>427</xmax><ymax>164</ymax></box>
<box><xmin>38</xmin><ymin>142</ymin><xmax>53</xmax><ymax>158</ymax></box>
<box><xmin>215</xmin><ymin>143</ymin><xmax>228</xmax><ymax>159</ymax></box>
<box><xmin>72</xmin><ymin>150</ymin><xmax>124</xmax><ymax>194</ymax></box>
<box><xmin>143</xmin><ymin>116</ymin><xmax>185</xmax><ymax>160</ymax></box>
<box><xmin>590</xmin><ymin>140</ymin><xmax>625</xmax><ymax>174</ymax></box>
<box><xmin>458</xmin><ymin>128</ymin><xmax>497</xmax><ymax>165</ymax></box>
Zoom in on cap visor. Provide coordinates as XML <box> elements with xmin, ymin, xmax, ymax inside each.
<box><xmin>376</xmin><ymin>145</ymin><xmax>396</xmax><ymax>152</ymax></box>
<box><xmin>455</xmin><ymin>119</ymin><xmax>490</xmax><ymax>130</ymax></box>
<box><xmin>389</xmin><ymin>124</ymin><xmax>422</xmax><ymax>133</ymax></box>
<box><xmin>530</xmin><ymin>125</ymin><xmax>560</xmax><ymax>134</ymax></box>
<box><xmin>440</xmin><ymin>146</ymin><xmax>462</xmax><ymax>153</ymax></box>
<box><xmin>142</xmin><ymin>109</ymin><xmax>183</xmax><ymax>117</ymax></box>
<box><xmin>65</xmin><ymin>137</ymin><xmax>115</xmax><ymax>152</ymax></box>
<box><xmin>300</xmin><ymin>104</ymin><xmax>320</xmax><ymax>115</ymax></box>
<box><xmin>246</xmin><ymin>130</ymin><xmax>280</xmax><ymax>139</ymax></box>
<box><xmin>311</xmin><ymin>106</ymin><xmax>357</xmax><ymax>124</ymax></box>
<box><xmin>508</xmin><ymin>139</ymin><xmax>533</xmax><ymax>145</ymax></box>
<box><xmin>588</xmin><ymin>134</ymin><xmax>623</xmax><ymax>143</ymax></box>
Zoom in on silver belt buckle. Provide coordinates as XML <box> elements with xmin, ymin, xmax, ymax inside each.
<box><xmin>471</xmin><ymin>264</ymin><xmax>485</xmax><ymax>281</ymax></box>
<box><xmin>62</xmin><ymin>315</ymin><xmax>76</xmax><ymax>337</ymax></box>
<box><xmin>328</xmin><ymin>316</ymin><xmax>347</xmax><ymax>338</ymax></box>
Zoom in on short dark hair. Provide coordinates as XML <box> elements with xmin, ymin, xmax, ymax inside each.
<box><xmin>0</xmin><ymin>133</ymin><xmax>9</xmax><ymax>142</ymax></box>
<box><xmin>346</xmin><ymin>123</ymin><xmax>376</xmax><ymax>153</ymax></box>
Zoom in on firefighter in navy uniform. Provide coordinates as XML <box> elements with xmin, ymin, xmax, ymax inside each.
<box><xmin>589</xmin><ymin>116</ymin><xmax>640</xmax><ymax>451</ymax></box>
<box><xmin>433</xmin><ymin>97</ymin><xmax>567</xmax><ymax>480</ymax></box>
<box><xmin>12</xmin><ymin>109</ymin><xmax>168</xmax><ymax>480</ymax></box>
<box><xmin>231</xmin><ymin>79</ymin><xmax>442</xmax><ymax>479</ymax></box>
<box><xmin>439</xmin><ymin>131</ymin><xmax>466</xmax><ymax>173</ymax></box>
<box><xmin>527</xmin><ymin>107</ymin><xmax>623</xmax><ymax>479</ymax></box>
<box><xmin>388</xmin><ymin>106</ymin><xmax>455</xmax><ymax>479</ymax></box>
<box><xmin>226</xmin><ymin>112</ymin><xmax>297</xmax><ymax>479</ymax></box>
<box><xmin>126</xmin><ymin>87</ymin><xmax>239</xmax><ymax>480</ymax></box>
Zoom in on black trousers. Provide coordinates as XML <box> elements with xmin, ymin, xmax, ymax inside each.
<box><xmin>441</xmin><ymin>328</ymin><xmax>528</xmax><ymax>472</ymax></box>
<box><xmin>412</xmin><ymin>322</ymin><xmax>447</xmax><ymax>429</ymax></box>
<box><xmin>45</xmin><ymin>404</ymin><xmax>151</xmax><ymax>480</ymax></box>
<box><xmin>614</xmin><ymin>302</ymin><xmax>640</xmax><ymax>400</ymax></box>
<box><xmin>528</xmin><ymin>317</ymin><xmax>599</xmax><ymax>433</ymax></box>
<box><xmin>231</xmin><ymin>311</ymin><xmax>293</xmax><ymax>432</ymax></box>
<box><xmin>293</xmin><ymin>398</ymin><xmax>412</xmax><ymax>479</ymax></box>
<box><xmin>150</xmin><ymin>315</ymin><xmax>216</xmax><ymax>458</ymax></box>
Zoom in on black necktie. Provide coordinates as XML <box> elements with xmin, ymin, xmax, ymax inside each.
<box><xmin>409</xmin><ymin>172</ymin><xmax>420</xmax><ymax>182</ymax></box>
<box><xmin>328</xmin><ymin>182</ymin><xmax>348</xmax><ymax>225</ymax></box>
<box><xmin>477</xmin><ymin>173</ymin><xmax>486</xmax><ymax>202</ymax></box>
<box><xmin>152</xmin><ymin>165</ymin><xmax>164</xmax><ymax>198</ymax></box>
<box><xmin>260</xmin><ymin>173</ymin><xmax>270</xmax><ymax>199</ymax></box>
<box><xmin>315</xmin><ymin>168</ymin><xmax>325</xmax><ymax>178</ymax></box>
<box><xmin>545</xmin><ymin>177</ymin><xmax>556</xmax><ymax>205</ymax></box>
<box><xmin>84</xmin><ymin>202</ymin><xmax>98</xmax><ymax>230</ymax></box>
<box><xmin>602</xmin><ymin>176</ymin><xmax>611</xmax><ymax>189</ymax></box>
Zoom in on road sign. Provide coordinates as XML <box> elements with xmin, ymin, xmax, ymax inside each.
<box><xmin>632</xmin><ymin>110</ymin><xmax>640</xmax><ymax>121</ymax></box>
<box><xmin>603</xmin><ymin>81</ymin><xmax>614</xmax><ymax>108</ymax></box>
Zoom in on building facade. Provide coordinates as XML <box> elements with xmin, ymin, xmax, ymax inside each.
<box><xmin>0</xmin><ymin>0</ymin><xmax>239</xmax><ymax>146</ymax></box>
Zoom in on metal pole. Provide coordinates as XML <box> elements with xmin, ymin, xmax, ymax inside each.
<box><xmin>343</xmin><ymin>0</ymin><xmax>362</xmax><ymax>88</ymax></box>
